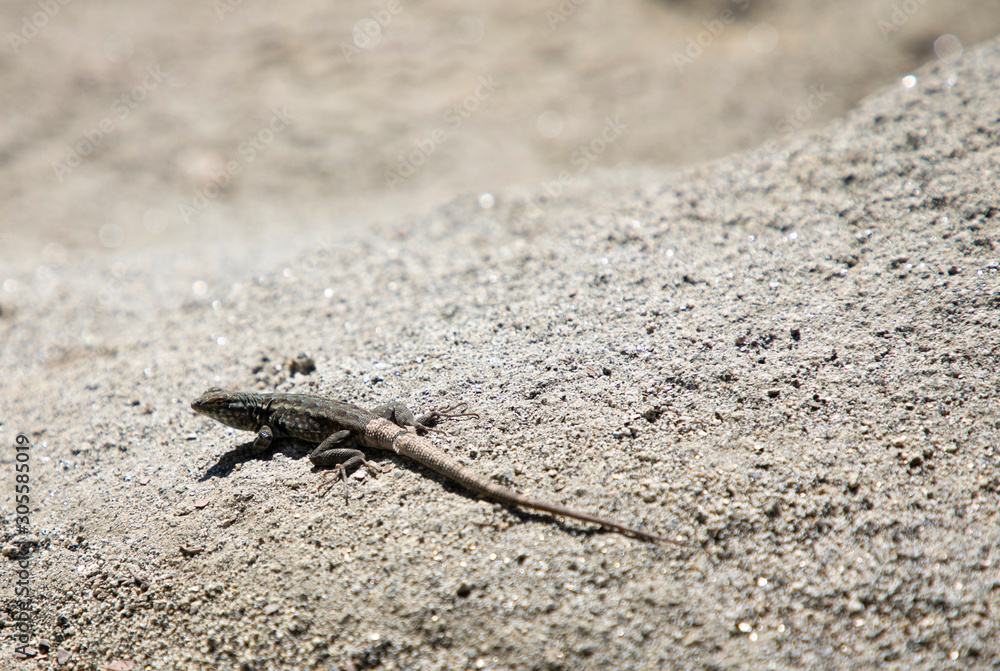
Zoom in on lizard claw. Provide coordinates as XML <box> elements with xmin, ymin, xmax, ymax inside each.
<box><xmin>414</xmin><ymin>403</ymin><xmax>480</xmax><ymax>435</ymax></box>
<box><xmin>315</xmin><ymin>469</ymin><xmax>348</xmax><ymax>501</ymax></box>
<box><xmin>427</xmin><ymin>403</ymin><xmax>479</xmax><ymax>421</ymax></box>
<box><xmin>315</xmin><ymin>460</ymin><xmax>386</xmax><ymax>502</ymax></box>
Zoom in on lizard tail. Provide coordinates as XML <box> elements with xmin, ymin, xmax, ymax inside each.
<box><xmin>370</xmin><ymin>419</ymin><xmax>694</xmax><ymax>547</ymax></box>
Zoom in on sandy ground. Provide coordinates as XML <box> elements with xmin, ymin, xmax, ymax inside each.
<box><xmin>3</xmin><ymin>2</ymin><xmax>1000</xmax><ymax>670</ymax></box>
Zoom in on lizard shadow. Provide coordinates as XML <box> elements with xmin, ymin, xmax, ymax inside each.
<box><xmin>196</xmin><ymin>438</ymin><xmax>318</xmax><ymax>482</ymax></box>
<box><xmin>480</xmin><ymin>503</ymin><xmax>610</xmax><ymax>539</ymax></box>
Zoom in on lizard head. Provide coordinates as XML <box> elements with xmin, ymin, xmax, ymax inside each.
<box><xmin>191</xmin><ymin>387</ymin><xmax>261</xmax><ymax>431</ymax></box>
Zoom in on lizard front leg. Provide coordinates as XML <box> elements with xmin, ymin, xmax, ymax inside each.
<box><xmin>253</xmin><ymin>424</ymin><xmax>275</xmax><ymax>451</ymax></box>
<box><xmin>310</xmin><ymin>430</ymin><xmax>384</xmax><ymax>503</ymax></box>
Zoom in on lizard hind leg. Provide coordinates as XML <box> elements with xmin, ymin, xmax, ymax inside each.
<box><xmin>309</xmin><ymin>432</ymin><xmax>384</xmax><ymax>503</ymax></box>
<box><xmin>416</xmin><ymin>403</ymin><xmax>479</xmax><ymax>432</ymax></box>
<box><xmin>373</xmin><ymin>401</ymin><xmax>478</xmax><ymax>435</ymax></box>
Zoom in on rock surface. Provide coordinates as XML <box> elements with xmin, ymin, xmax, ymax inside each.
<box><xmin>3</xmin><ymin>6</ymin><xmax>1000</xmax><ymax>671</ymax></box>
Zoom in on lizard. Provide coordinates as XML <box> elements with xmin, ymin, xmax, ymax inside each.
<box><xmin>191</xmin><ymin>388</ymin><xmax>693</xmax><ymax>546</ymax></box>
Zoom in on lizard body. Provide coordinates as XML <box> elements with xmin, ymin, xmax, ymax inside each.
<box><xmin>191</xmin><ymin>388</ymin><xmax>690</xmax><ymax>546</ymax></box>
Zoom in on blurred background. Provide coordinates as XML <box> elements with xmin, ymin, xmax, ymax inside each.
<box><xmin>2</xmin><ymin>0</ymin><xmax>998</xmax><ymax>269</ymax></box>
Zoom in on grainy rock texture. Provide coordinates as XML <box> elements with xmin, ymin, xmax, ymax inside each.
<box><xmin>3</xmin><ymin>6</ymin><xmax>1000</xmax><ymax>671</ymax></box>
